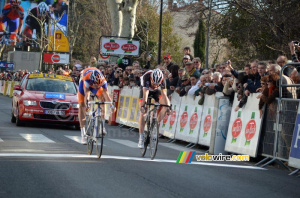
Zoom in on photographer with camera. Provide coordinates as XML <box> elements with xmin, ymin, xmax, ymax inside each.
<box><xmin>289</xmin><ymin>41</ymin><xmax>300</xmax><ymax>63</ymax></box>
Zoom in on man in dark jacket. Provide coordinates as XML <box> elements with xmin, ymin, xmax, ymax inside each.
<box><xmin>163</xmin><ymin>54</ymin><xmax>174</xmax><ymax>72</ymax></box>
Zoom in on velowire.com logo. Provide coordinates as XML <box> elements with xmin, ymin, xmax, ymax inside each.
<box><xmin>176</xmin><ymin>151</ymin><xmax>250</xmax><ymax>163</ymax></box>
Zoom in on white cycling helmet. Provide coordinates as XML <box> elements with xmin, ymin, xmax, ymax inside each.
<box><xmin>150</xmin><ymin>69</ymin><xmax>164</xmax><ymax>85</ymax></box>
<box><xmin>37</xmin><ymin>2</ymin><xmax>49</xmax><ymax>17</ymax></box>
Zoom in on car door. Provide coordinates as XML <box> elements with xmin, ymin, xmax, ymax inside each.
<box><xmin>13</xmin><ymin>75</ymin><xmax>27</xmax><ymax>115</ymax></box>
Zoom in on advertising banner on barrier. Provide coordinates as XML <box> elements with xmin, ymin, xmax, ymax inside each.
<box><xmin>106</xmin><ymin>86</ymin><xmax>120</xmax><ymax>124</ymax></box>
<box><xmin>116</xmin><ymin>87</ymin><xmax>133</xmax><ymax>126</ymax></box>
<box><xmin>127</xmin><ymin>87</ymin><xmax>140</xmax><ymax>128</ymax></box>
<box><xmin>225</xmin><ymin>93</ymin><xmax>263</xmax><ymax>157</ymax></box>
<box><xmin>288</xmin><ymin>102</ymin><xmax>300</xmax><ymax>169</ymax></box>
<box><xmin>159</xmin><ymin>93</ymin><xmax>182</xmax><ymax>139</ymax></box>
<box><xmin>9</xmin><ymin>81</ymin><xmax>15</xmax><ymax>97</ymax></box>
<box><xmin>174</xmin><ymin>96</ymin><xmax>203</xmax><ymax>143</ymax></box>
<box><xmin>6</xmin><ymin>81</ymin><xmax>11</xmax><ymax>96</ymax></box>
<box><xmin>209</xmin><ymin>97</ymin><xmax>232</xmax><ymax>155</ymax></box>
<box><xmin>198</xmin><ymin>94</ymin><xmax>218</xmax><ymax>146</ymax></box>
<box><xmin>3</xmin><ymin>81</ymin><xmax>8</xmax><ymax>96</ymax></box>
<box><xmin>0</xmin><ymin>80</ymin><xmax>4</xmax><ymax>94</ymax></box>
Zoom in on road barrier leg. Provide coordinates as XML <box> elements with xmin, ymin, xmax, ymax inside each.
<box><xmin>186</xmin><ymin>143</ymin><xmax>193</xmax><ymax>148</ymax></box>
<box><xmin>255</xmin><ymin>157</ymin><xmax>271</xmax><ymax>166</ymax></box>
<box><xmin>289</xmin><ymin>169</ymin><xmax>299</xmax><ymax>176</ymax></box>
<box><xmin>119</xmin><ymin>124</ymin><xmax>124</xmax><ymax>128</ymax></box>
<box><xmin>168</xmin><ymin>139</ymin><xmax>176</xmax><ymax>143</ymax></box>
<box><xmin>188</xmin><ymin>144</ymin><xmax>197</xmax><ymax>149</ymax></box>
<box><xmin>261</xmin><ymin>158</ymin><xmax>291</xmax><ymax>171</ymax></box>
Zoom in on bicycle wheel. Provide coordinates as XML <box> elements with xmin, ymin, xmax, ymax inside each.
<box><xmin>87</xmin><ymin>138</ymin><xmax>93</xmax><ymax>155</ymax></box>
<box><xmin>85</xmin><ymin>116</ymin><xmax>93</xmax><ymax>155</ymax></box>
<box><xmin>140</xmin><ymin>116</ymin><xmax>150</xmax><ymax>157</ymax></box>
<box><xmin>96</xmin><ymin>117</ymin><xmax>104</xmax><ymax>159</ymax></box>
<box><xmin>149</xmin><ymin>119</ymin><xmax>159</xmax><ymax>160</ymax></box>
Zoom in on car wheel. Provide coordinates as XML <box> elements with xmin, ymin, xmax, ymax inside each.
<box><xmin>11</xmin><ymin>108</ymin><xmax>16</xmax><ymax>123</ymax></box>
<box><xmin>16</xmin><ymin>106</ymin><xmax>24</xmax><ymax>126</ymax></box>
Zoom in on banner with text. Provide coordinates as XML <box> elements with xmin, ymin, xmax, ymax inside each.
<box><xmin>225</xmin><ymin>93</ymin><xmax>263</xmax><ymax>157</ymax></box>
<box><xmin>100</xmin><ymin>37</ymin><xmax>140</xmax><ymax>56</ymax></box>
<box><xmin>43</xmin><ymin>53</ymin><xmax>70</xmax><ymax>64</ymax></box>
<box><xmin>174</xmin><ymin>95</ymin><xmax>203</xmax><ymax>144</ymax></box>
<box><xmin>198</xmin><ymin>94</ymin><xmax>219</xmax><ymax>146</ymax></box>
<box><xmin>159</xmin><ymin>93</ymin><xmax>182</xmax><ymax>139</ymax></box>
<box><xmin>288</xmin><ymin>102</ymin><xmax>300</xmax><ymax>169</ymax></box>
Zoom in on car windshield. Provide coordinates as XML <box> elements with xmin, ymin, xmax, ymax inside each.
<box><xmin>26</xmin><ymin>78</ymin><xmax>77</xmax><ymax>94</ymax></box>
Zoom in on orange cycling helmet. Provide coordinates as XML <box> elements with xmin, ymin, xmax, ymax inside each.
<box><xmin>90</xmin><ymin>70</ymin><xmax>105</xmax><ymax>85</ymax></box>
<box><xmin>10</xmin><ymin>0</ymin><xmax>21</xmax><ymax>5</ymax></box>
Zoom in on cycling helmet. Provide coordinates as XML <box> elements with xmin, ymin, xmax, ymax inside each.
<box><xmin>37</xmin><ymin>2</ymin><xmax>49</xmax><ymax>17</ymax></box>
<box><xmin>90</xmin><ymin>70</ymin><xmax>104</xmax><ymax>85</ymax></box>
<box><xmin>150</xmin><ymin>69</ymin><xmax>164</xmax><ymax>85</ymax></box>
<box><xmin>10</xmin><ymin>0</ymin><xmax>21</xmax><ymax>5</ymax></box>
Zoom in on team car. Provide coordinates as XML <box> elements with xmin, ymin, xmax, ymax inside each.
<box><xmin>11</xmin><ymin>73</ymin><xmax>79</xmax><ymax>128</ymax></box>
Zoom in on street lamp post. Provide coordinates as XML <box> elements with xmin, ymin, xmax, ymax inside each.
<box><xmin>157</xmin><ymin>0</ymin><xmax>163</xmax><ymax>65</ymax></box>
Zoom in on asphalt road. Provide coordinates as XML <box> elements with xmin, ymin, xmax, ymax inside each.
<box><xmin>0</xmin><ymin>95</ymin><xmax>299</xmax><ymax>198</ymax></box>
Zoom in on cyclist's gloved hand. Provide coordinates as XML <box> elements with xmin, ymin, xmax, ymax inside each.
<box><xmin>166</xmin><ymin>107</ymin><xmax>171</xmax><ymax>115</ymax></box>
<box><xmin>141</xmin><ymin>104</ymin><xmax>147</xmax><ymax>114</ymax></box>
<box><xmin>110</xmin><ymin>104</ymin><xmax>116</xmax><ymax>113</ymax></box>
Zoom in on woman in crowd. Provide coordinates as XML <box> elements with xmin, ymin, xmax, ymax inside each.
<box><xmin>257</xmin><ymin>73</ymin><xmax>280</xmax><ymax>118</ymax></box>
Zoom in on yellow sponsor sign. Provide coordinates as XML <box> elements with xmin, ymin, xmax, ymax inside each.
<box><xmin>48</xmin><ymin>30</ymin><xmax>70</xmax><ymax>52</ymax></box>
<box><xmin>29</xmin><ymin>73</ymin><xmax>73</xmax><ymax>81</ymax></box>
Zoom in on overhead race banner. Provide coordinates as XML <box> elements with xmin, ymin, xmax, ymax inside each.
<box><xmin>159</xmin><ymin>93</ymin><xmax>182</xmax><ymax>139</ymax></box>
<box><xmin>100</xmin><ymin>37</ymin><xmax>140</xmax><ymax>56</ymax></box>
<box><xmin>43</xmin><ymin>53</ymin><xmax>70</xmax><ymax>64</ymax></box>
<box><xmin>0</xmin><ymin>62</ymin><xmax>14</xmax><ymax>70</ymax></box>
<box><xmin>288</xmin><ymin>103</ymin><xmax>300</xmax><ymax>169</ymax></box>
<box><xmin>0</xmin><ymin>1</ymin><xmax>68</xmax><ymax>46</ymax></box>
<box><xmin>225</xmin><ymin>93</ymin><xmax>263</xmax><ymax>157</ymax></box>
<box><xmin>174</xmin><ymin>96</ymin><xmax>203</xmax><ymax>144</ymax></box>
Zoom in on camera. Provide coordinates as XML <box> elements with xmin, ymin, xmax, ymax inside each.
<box><xmin>294</xmin><ymin>41</ymin><xmax>300</xmax><ymax>52</ymax></box>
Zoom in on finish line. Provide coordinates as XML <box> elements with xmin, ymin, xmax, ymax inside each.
<box><xmin>0</xmin><ymin>153</ymin><xmax>266</xmax><ymax>170</ymax></box>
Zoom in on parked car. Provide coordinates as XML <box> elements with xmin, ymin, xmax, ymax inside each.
<box><xmin>11</xmin><ymin>73</ymin><xmax>79</xmax><ymax>128</ymax></box>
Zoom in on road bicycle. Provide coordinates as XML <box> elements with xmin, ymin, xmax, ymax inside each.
<box><xmin>85</xmin><ymin>99</ymin><xmax>113</xmax><ymax>159</ymax></box>
<box><xmin>0</xmin><ymin>31</ymin><xmax>20</xmax><ymax>45</ymax></box>
<box><xmin>140</xmin><ymin>100</ymin><xmax>171</xmax><ymax>160</ymax></box>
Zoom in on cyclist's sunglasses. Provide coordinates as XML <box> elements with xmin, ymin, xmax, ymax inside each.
<box><xmin>12</xmin><ymin>6</ymin><xmax>19</xmax><ymax>9</ymax></box>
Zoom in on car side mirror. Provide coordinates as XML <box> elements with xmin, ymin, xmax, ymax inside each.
<box><xmin>13</xmin><ymin>85</ymin><xmax>22</xmax><ymax>91</ymax></box>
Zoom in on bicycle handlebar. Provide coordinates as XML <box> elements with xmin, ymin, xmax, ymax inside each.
<box><xmin>88</xmin><ymin>101</ymin><xmax>113</xmax><ymax>105</ymax></box>
<box><xmin>146</xmin><ymin>103</ymin><xmax>172</xmax><ymax>108</ymax></box>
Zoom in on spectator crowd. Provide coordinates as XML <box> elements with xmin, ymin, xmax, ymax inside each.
<box><xmin>1</xmin><ymin>44</ymin><xmax>300</xmax><ymax>117</ymax></box>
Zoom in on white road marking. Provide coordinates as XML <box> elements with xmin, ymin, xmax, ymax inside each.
<box><xmin>160</xmin><ymin>143</ymin><xmax>195</xmax><ymax>152</ymax></box>
<box><xmin>108</xmin><ymin>139</ymin><xmax>137</xmax><ymax>148</ymax></box>
<box><xmin>65</xmin><ymin>135</ymin><xmax>83</xmax><ymax>144</ymax></box>
<box><xmin>0</xmin><ymin>153</ymin><xmax>266</xmax><ymax>170</ymax></box>
<box><xmin>65</xmin><ymin>135</ymin><xmax>106</xmax><ymax>146</ymax></box>
<box><xmin>20</xmin><ymin>134</ymin><xmax>55</xmax><ymax>143</ymax></box>
<box><xmin>1</xmin><ymin>149</ymin><xmax>45</xmax><ymax>152</ymax></box>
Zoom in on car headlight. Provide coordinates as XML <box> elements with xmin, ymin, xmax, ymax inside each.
<box><xmin>23</xmin><ymin>100</ymin><xmax>37</xmax><ymax>106</ymax></box>
<box><xmin>72</xmin><ymin>103</ymin><xmax>79</xmax><ymax>109</ymax></box>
